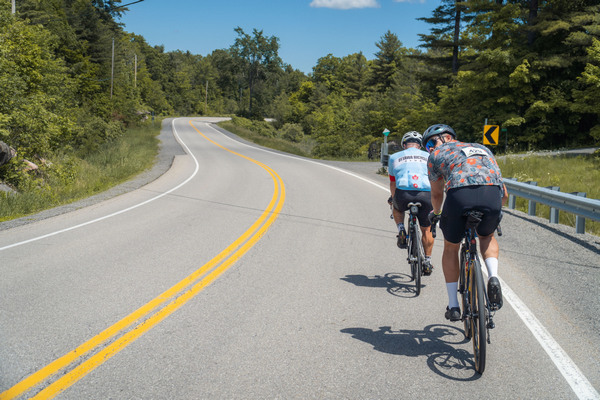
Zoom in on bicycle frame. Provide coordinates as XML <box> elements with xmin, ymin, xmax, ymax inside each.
<box><xmin>460</xmin><ymin>214</ymin><xmax>495</xmax><ymax>334</ymax></box>
<box><xmin>406</xmin><ymin>202</ymin><xmax>424</xmax><ymax>295</ymax></box>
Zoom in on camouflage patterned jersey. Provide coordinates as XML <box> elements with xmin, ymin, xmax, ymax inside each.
<box><xmin>427</xmin><ymin>141</ymin><xmax>504</xmax><ymax>191</ymax></box>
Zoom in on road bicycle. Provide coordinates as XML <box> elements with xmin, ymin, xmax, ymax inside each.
<box><xmin>432</xmin><ymin>210</ymin><xmax>502</xmax><ymax>374</ymax></box>
<box><xmin>406</xmin><ymin>202</ymin><xmax>427</xmax><ymax>296</ymax></box>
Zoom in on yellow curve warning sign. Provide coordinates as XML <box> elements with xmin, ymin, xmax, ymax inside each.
<box><xmin>483</xmin><ymin>125</ymin><xmax>499</xmax><ymax>146</ymax></box>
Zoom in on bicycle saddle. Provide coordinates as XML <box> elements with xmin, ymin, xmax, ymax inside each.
<box><xmin>407</xmin><ymin>202</ymin><xmax>422</xmax><ymax>214</ymax></box>
<box><xmin>463</xmin><ymin>210</ymin><xmax>484</xmax><ymax>228</ymax></box>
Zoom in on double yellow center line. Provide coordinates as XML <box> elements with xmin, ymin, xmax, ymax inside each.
<box><xmin>1</xmin><ymin>120</ymin><xmax>285</xmax><ymax>399</ymax></box>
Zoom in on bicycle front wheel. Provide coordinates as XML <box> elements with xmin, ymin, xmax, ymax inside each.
<box><xmin>471</xmin><ymin>258</ymin><xmax>487</xmax><ymax>374</ymax></box>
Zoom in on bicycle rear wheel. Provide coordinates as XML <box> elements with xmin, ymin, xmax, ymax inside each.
<box><xmin>459</xmin><ymin>245</ymin><xmax>471</xmax><ymax>339</ymax></box>
<box><xmin>470</xmin><ymin>258</ymin><xmax>487</xmax><ymax>374</ymax></box>
<box><xmin>409</xmin><ymin>224</ymin><xmax>421</xmax><ymax>296</ymax></box>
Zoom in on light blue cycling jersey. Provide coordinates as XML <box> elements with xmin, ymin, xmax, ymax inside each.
<box><xmin>388</xmin><ymin>147</ymin><xmax>431</xmax><ymax>191</ymax></box>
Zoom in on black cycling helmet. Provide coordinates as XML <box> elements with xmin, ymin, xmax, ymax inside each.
<box><xmin>422</xmin><ymin>124</ymin><xmax>457</xmax><ymax>152</ymax></box>
<box><xmin>401</xmin><ymin>131</ymin><xmax>422</xmax><ymax>146</ymax></box>
<box><xmin>422</xmin><ymin>124</ymin><xmax>457</xmax><ymax>143</ymax></box>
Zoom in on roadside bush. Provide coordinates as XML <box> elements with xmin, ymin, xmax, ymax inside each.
<box><xmin>231</xmin><ymin>116</ymin><xmax>277</xmax><ymax>137</ymax></box>
<box><xmin>279</xmin><ymin>123</ymin><xmax>304</xmax><ymax>143</ymax></box>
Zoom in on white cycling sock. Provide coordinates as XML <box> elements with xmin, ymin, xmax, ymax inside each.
<box><xmin>485</xmin><ymin>257</ymin><xmax>498</xmax><ymax>278</ymax></box>
<box><xmin>397</xmin><ymin>223</ymin><xmax>405</xmax><ymax>232</ymax></box>
<box><xmin>446</xmin><ymin>282</ymin><xmax>459</xmax><ymax>308</ymax></box>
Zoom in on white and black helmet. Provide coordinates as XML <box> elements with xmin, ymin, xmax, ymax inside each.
<box><xmin>401</xmin><ymin>131</ymin><xmax>423</xmax><ymax>146</ymax></box>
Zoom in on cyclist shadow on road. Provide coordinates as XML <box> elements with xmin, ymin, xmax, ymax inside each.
<box><xmin>340</xmin><ymin>272</ymin><xmax>424</xmax><ymax>298</ymax></box>
<box><xmin>340</xmin><ymin>325</ymin><xmax>482</xmax><ymax>381</ymax></box>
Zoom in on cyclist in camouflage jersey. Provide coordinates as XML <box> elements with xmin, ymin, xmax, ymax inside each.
<box><xmin>423</xmin><ymin>124</ymin><xmax>508</xmax><ymax>322</ymax></box>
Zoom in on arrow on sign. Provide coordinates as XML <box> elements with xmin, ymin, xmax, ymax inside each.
<box><xmin>484</xmin><ymin>125</ymin><xmax>499</xmax><ymax>145</ymax></box>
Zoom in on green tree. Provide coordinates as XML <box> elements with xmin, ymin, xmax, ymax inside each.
<box><xmin>572</xmin><ymin>38</ymin><xmax>600</xmax><ymax>141</ymax></box>
<box><xmin>312</xmin><ymin>54</ymin><xmax>343</xmax><ymax>93</ymax></box>
<box><xmin>417</xmin><ymin>0</ymin><xmax>472</xmax><ymax>75</ymax></box>
<box><xmin>230</xmin><ymin>27</ymin><xmax>282</xmax><ymax>117</ymax></box>
<box><xmin>339</xmin><ymin>52</ymin><xmax>369</xmax><ymax>100</ymax></box>
<box><xmin>370</xmin><ymin>30</ymin><xmax>405</xmax><ymax>92</ymax></box>
<box><xmin>0</xmin><ymin>6</ymin><xmax>77</xmax><ymax>157</ymax></box>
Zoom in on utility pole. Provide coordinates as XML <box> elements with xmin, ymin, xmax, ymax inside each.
<box><xmin>205</xmin><ymin>81</ymin><xmax>208</xmax><ymax>114</ymax></box>
<box><xmin>110</xmin><ymin>38</ymin><xmax>115</xmax><ymax>99</ymax></box>
<box><xmin>134</xmin><ymin>53</ymin><xmax>137</xmax><ymax>88</ymax></box>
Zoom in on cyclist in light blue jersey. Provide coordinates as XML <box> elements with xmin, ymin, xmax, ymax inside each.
<box><xmin>388</xmin><ymin>131</ymin><xmax>435</xmax><ymax>274</ymax></box>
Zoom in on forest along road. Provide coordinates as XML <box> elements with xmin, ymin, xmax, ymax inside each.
<box><xmin>0</xmin><ymin>118</ymin><xmax>598</xmax><ymax>399</ymax></box>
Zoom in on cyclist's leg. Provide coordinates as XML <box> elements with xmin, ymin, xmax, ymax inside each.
<box><xmin>414</xmin><ymin>191</ymin><xmax>434</xmax><ymax>257</ymax></box>
<box><xmin>392</xmin><ymin>191</ymin><xmax>409</xmax><ymax>248</ymax></box>
<box><xmin>479</xmin><ymin>234</ymin><xmax>499</xmax><ymax>269</ymax></box>
<box><xmin>439</xmin><ymin>188</ymin><xmax>469</xmax><ymax>320</ymax></box>
<box><xmin>480</xmin><ymin>233</ymin><xmax>503</xmax><ymax>309</ymax></box>
<box><xmin>413</xmin><ymin>191</ymin><xmax>435</xmax><ymax>273</ymax></box>
<box><xmin>392</xmin><ymin>207</ymin><xmax>405</xmax><ymax>227</ymax></box>
<box><xmin>420</xmin><ymin>226</ymin><xmax>434</xmax><ymax>257</ymax></box>
<box><xmin>443</xmin><ymin>240</ymin><xmax>461</xmax><ymax>320</ymax></box>
<box><xmin>473</xmin><ymin>185</ymin><xmax>503</xmax><ymax>309</ymax></box>
<box><xmin>442</xmin><ymin>240</ymin><xmax>461</xmax><ymax>283</ymax></box>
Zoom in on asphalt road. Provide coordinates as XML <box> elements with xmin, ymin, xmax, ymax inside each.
<box><xmin>0</xmin><ymin>118</ymin><xmax>598</xmax><ymax>399</ymax></box>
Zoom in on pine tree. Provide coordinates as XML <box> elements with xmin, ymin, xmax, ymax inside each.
<box><xmin>370</xmin><ymin>30</ymin><xmax>405</xmax><ymax>93</ymax></box>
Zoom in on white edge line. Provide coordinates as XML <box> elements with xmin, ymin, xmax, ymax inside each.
<box><xmin>213</xmin><ymin>122</ymin><xmax>388</xmax><ymax>192</ymax></box>
<box><xmin>0</xmin><ymin>118</ymin><xmax>199</xmax><ymax>252</ymax></box>
<box><xmin>217</xmin><ymin>120</ymin><xmax>598</xmax><ymax>399</ymax></box>
<box><xmin>5</xmin><ymin>118</ymin><xmax>598</xmax><ymax>398</ymax></box>
<box><xmin>497</xmin><ymin>273</ymin><xmax>599</xmax><ymax>400</ymax></box>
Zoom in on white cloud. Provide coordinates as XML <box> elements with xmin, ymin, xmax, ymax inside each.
<box><xmin>310</xmin><ymin>0</ymin><xmax>380</xmax><ymax>10</ymax></box>
<box><xmin>394</xmin><ymin>0</ymin><xmax>426</xmax><ymax>3</ymax></box>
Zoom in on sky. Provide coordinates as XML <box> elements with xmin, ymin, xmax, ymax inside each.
<box><xmin>119</xmin><ymin>0</ymin><xmax>440</xmax><ymax>74</ymax></box>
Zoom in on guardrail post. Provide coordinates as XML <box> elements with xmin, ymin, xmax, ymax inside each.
<box><xmin>526</xmin><ymin>181</ymin><xmax>538</xmax><ymax>216</ymax></box>
<box><xmin>505</xmin><ymin>178</ymin><xmax>517</xmax><ymax>209</ymax></box>
<box><xmin>546</xmin><ymin>186</ymin><xmax>560</xmax><ymax>223</ymax></box>
<box><xmin>571</xmin><ymin>192</ymin><xmax>587</xmax><ymax>234</ymax></box>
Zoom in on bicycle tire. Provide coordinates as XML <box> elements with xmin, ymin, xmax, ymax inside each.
<box><xmin>417</xmin><ymin>231</ymin><xmax>426</xmax><ymax>277</ymax></box>
<box><xmin>407</xmin><ymin>221</ymin><xmax>421</xmax><ymax>296</ymax></box>
<box><xmin>459</xmin><ymin>245</ymin><xmax>471</xmax><ymax>339</ymax></box>
<box><xmin>407</xmin><ymin>229</ymin><xmax>415</xmax><ymax>281</ymax></box>
<box><xmin>413</xmin><ymin>224</ymin><xmax>421</xmax><ymax>296</ymax></box>
<box><xmin>471</xmin><ymin>258</ymin><xmax>487</xmax><ymax>374</ymax></box>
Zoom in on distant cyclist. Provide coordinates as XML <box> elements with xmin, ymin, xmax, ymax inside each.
<box><xmin>423</xmin><ymin>124</ymin><xmax>508</xmax><ymax>321</ymax></box>
<box><xmin>388</xmin><ymin>131</ymin><xmax>435</xmax><ymax>274</ymax></box>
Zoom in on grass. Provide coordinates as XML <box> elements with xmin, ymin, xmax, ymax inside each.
<box><xmin>217</xmin><ymin>119</ymin><xmax>372</xmax><ymax>162</ymax></box>
<box><xmin>0</xmin><ymin>122</ymin><xmax>161</xmax><ymax>222</ymax></box>
<box><xmin>218</xmin><ymin>120</ymin><xmax>316</xmax><ymax>158</ymax></box>
<box><xmin>497</xmin><ymin>153</ymin><xmax>600</xmax><ymax>236</ymax></box>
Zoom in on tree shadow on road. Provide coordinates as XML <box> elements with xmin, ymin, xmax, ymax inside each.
<box><xmin>341</xmin><ymin>325</ymin><xmax>482</xmax><ymax>381</ymax></box>
<box><xmin>340</xmin><ymin>272</ymin><xmax>425</xmax><ymax>298</ymax></box>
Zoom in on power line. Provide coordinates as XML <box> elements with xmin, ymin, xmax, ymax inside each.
<box><xmin>110</xmin><ymin>0</ymin><xmax>145</xmax><ymax>11</ymax></box>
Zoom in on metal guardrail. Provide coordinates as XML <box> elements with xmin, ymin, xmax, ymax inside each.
<box><xmin>504</xmin><ymin>178</ymin><xmax>600</xmax><ymax>234</ymax></box>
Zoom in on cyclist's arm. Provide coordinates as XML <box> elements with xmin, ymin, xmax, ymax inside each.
<box><xmin>389</xmin><ymin>175</ymin><xmax>396</xmax><ymax>199</ymax></box>
<box><xmin>501</xmin><ymin>184</ymin><xmax>508</xmax><ymax>206</ymax></box>
<box><xmin>430</xmin><ymin>178</ymin><xmax>444</xmax><ymax>214</ymax></box>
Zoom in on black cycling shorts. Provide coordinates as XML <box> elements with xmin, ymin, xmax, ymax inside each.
<box><xmin>440</xmin><ymin>185</ymin><xmax>503</xmax><ymax>243</ymax></box>
<box><xmin>393</xmin><ymin>190</ymin><xmax>433</xmax><ymax>228</ymax></box>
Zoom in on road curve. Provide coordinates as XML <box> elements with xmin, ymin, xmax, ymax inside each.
<box><xmin>0</xmin><ymin>118</ymin><xmax>598</xmax><ymax>399</ymax></box>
